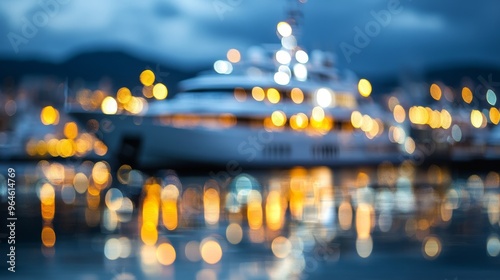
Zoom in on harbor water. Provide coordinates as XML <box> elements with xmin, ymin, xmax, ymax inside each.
<box><xmin>1</xmin><ymin>161</ymin><xmax>500</xmax><ymax>279</ymax></box>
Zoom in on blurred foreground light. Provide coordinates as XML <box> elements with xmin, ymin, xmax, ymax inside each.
<box><xmin>140</xmin><ymin>70</ymin><xmax>155</xmax><ymax>86</ymax></box>
<box><xmin>490</xmin><ymin>107</ymin><xmax>500</xmax><ymax>125</ymax></box>
<box><xmin>104</xmin><ymin>238</ymin><xmax>121</xmax><ymax>260</ymax></box>
<box><xmin>64</xmin><ymin>122</ymin><xmax>78</xmax><ymax>139</ymax></box>
<box><xmin>101</xmin><ymin>97</ymin><xmax>118</xmax><ymax>115</ymax></box>
<box><xmin>234</xmin><ymin>88</ymin><xmax>247</xmax><ymax>102</ymax></box>
<box><xmin>214</xmin><ymin>60</ymin><xmax>233</xmax><ymax>74</ymax></box>
<box><xmin>316</xmin><ymin>88</ymin><xmax>333</xmax><ymax>107</ymax></box>
<box><xmin>451</xmin><ymin>124</ymin><xmax>462</xmax><ymax>142</ymax></box>
<box><xmin>204</xmin><ymin>188</ymin><xmax>220</xmax><ymax>225</ymax></box>
<box><xmin>153</xmin><ymin>83</ymin><xmax>168</xmax><ymax>100</ymax></box>
<box><xmin>5</xmin><ymin>100</ymin><xmax>16</xmax><ymax>116</ymax></box>
<box><xmin>486</xmin><ymin>89</ymin><xmax>497</xmax><ymax>106</ymax></box>
<box><xmin>487</xmin><ymin>235</ymin><xmax>500</xmax><ymax>257</ymax></box>
<box><xmin>271</xmin><ymin>110</ymin><xmax>287</xmax><ymax>127</ymax></box>
<box><xmin>105</xmin><ymin>188</ymin><xmax>124</xmax><ymax>211</ymax></box>
<box><xmin>156</xmin><ymin>243</ymin><xmax>176</xmax><ymax>266</ymax></box>
<box><xmin>276</xmin><ymin>50</ymin><xmax>292</xmax><ymax>65</ymax></box>
<box><xmin>200</xmin><ymin>238</ymin><xmax>222</xmax><ymax>264</ymax></box>
<box><xmin>41</xmin><ymin>226</ymin><xmax>56</xmax><ymax>248</ymax></box>
<box><xmin>430</xmin><ymin>83</ymin><xmax>442</xmax><ymax>101</ymax></box>
<box><xmin>470</xmin><ymin>110</ymin><xmax>484</xmax><ymax>128</ymax></box>
<box><xmin>281</xmin><ymin>35</ymin><xmax>297</xmax><ymax>49</ymax></box>
<box><xmin>290</xmin><ymin>113</ymin><xmax>308</xmax><ymax>130</ymax></box>
<box><xmin>277</xmin><ymin>21</ymin><xmax>292</xmax><ymax>37</ymax></box>
<box><xmin>358</xmin><ymin>79</ymin><xmax>372</xmax><ymax>97</ymax></box>
<box><xmin>274</xmin><ymin>71</ymin><xmax>290</xmax><ymax>85</ymax></box>
<box><xmin>73</xmin><ymin>172</ymin><xmax>89</xmax><ymax>194</ymax></box>
<box><xmin>338</xmin><ymin>201</ymin><xmax>353</xmax><ymax>230</ymax></box>
<box><xmin>40</xmin><ymin>106</ymin><xmax>59</xmax><ymax>125</ymax></box>
<box><xmin>61</xmin><ymin>185</ymin><xmax>76</xmax><ymax>205</ymax></box>
<box><xmin>271</xmin><ymin>236</ymin><xmax>292</xmax><ymax>259</ymax></box>
<box><xmin>293</xmin><ymin>63</ymin><xmax>308</xmax><ymax>81</ymax></box>
<box><xmin>423</xmin><ymin>236</ymin><xmax>441</xmax><ymax>259</ymax></box>
<box><xmin>356</xmin><ymin>237</ymin><xmax>373</xmax><ymax>258</ymax></box>
<box><xmin>267</xmin><ymin>88</ymin><xmax>281</xmax><ymax>104</ymax></box>
<box><xmin>117</xmin><ymin>87</ymin><xmax>132</xmax><ymax>104</ymax></box>
<box><xmin>252</xmin><ymin>87</ymin><xmax>265</xmax><ymax>101</ymax></box>
<box><xmin>291</xmin><ymin>88</ymin><xmax>304</xmax><ymax>104</ymax></box>
<box><xmin>185</xmin><ymin>241</ymin><xmax>201</xmax><ymax>262</ymax></box>
<box><xmin>227</xmin><ymin>48</ymin><xmax>241</xmax><ymax>63</ymax></box>
<box><xmin>393</xmin><ymin>105</ymin><xmax>406</xmax><ymax>123</ymax></box>
<box><xmin>295</xmin><ymin>50</ymin><xmax>309</xmax><ymax>64</ymax></box>
<box><xmin>462</xmin><ymin>87</ymin><xmax>473</xmax><ymax>104</ymax></box>
<box><xmin>226</xmin><ymin>223</ymin><xmax>243</xmax><ymax>244</ymax></box>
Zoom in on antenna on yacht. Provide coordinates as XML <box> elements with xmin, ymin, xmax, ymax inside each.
<box><xmin>285</xmin><ymin>0</ymin><xmax>305</xmax><ymax>41</ymax></box>
<box><xmin>274</xmin><ymin>0</ymin><xmax>308</xmax><ymax>85</ymax></box>
<box><xmin>63</xmin><ymin>77</ymin><xmax>69</xmax><ymax>112</ymax></box>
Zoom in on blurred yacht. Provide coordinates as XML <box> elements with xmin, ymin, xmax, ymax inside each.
<box><xmin>68</xmin><ymin>4</ymin><xmax>402</xmax><ymax>168</ymax></box>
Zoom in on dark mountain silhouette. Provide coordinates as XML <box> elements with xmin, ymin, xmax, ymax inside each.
<box><xmin>1</xmin><ymin>51</ymin><xmax>499</xmax><ymax>95</ymax></box>
<box><xmin>0</xmin><ymin>51</ymin><xmax>198</xmax><ymax>92</ymax></box>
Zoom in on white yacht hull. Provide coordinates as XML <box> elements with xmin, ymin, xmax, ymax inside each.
<box><xmin>71</xmin><ymin>111</ymin><xmax>401</xmax><ymax>168</ymax></box>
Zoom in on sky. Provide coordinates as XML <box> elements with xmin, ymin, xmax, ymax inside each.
<box><xmin>1</xmin><ymin>0</ymin><xmax>499</xmax><ymax>77</ymax></box>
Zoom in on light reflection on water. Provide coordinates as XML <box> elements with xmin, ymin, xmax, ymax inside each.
<box><xmin>2</xmin><ymin>161</ymin><xmax>500</xmax><ymax>279</ymax></box>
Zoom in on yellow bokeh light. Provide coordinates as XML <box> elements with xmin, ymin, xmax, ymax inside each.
<box><xmin>92</xmin><ymin>161</ymin><xmax>110</xmax><ymax>186</ymax></box>
<box><xmin>430</xmin><ymin>83</ymin><xmax>442</xmax><ymax>101</ymax></box>
<box><xmin>267</xmin><ymin>88</ymin><xmax>281</xmax><ymax>104</ymax></box>
<box><xmin>64</xmin><ymin>122</ymin><xmax>78</xmax><ymax>139</ymax></box>
<box><xmin>153</xmin><ymin>83</ymin><xmax>168</xmax><ymax>100</ymax></box>
<box><xmin>291</xmin><ymin>88</ymin><xmax>304</xmax><ymax>104</ymax></box>
<box><xmin>423</xmin><ymin>236</ymin><xmax>441</xmax><ymax>259</ymax></box>
<box><xmin>40</xmin><ymin>106</ymin><xmax>59</xmax><ymax>125</ymax></box>
<box><xmin>440</xmin><ymin>109</ymin><xmax>452</xmax><ymax>129</ymax></box>
<box><xmin>204</xmin><ymin>188</ymin><xmax>220</xmax><ymax>226</ymax></box>
<box><xmin>271</xmin><ymin>110</ymin><xmax>287</xmax><ymax>127</ymax></box>
<box><xmin>470</xmin><ymin>109</ymin><xmax>483</xmax><ymax>128</ymax></box>
<box><xmin>358</xmin><ymin>79</ymin><xmax>372</xmax><ymax>97</ymax></box>
<box><xmin>356</xmin><ymin>204</ymin><xmax>372</xmax><ymax>239</ymax></box>
<box><xmin>290</xmin><ymin>113</ymin><xmax>308</xmax><ymax>130</ymax></box>
<box><xmin>227</xmin><ymin>49</ymin><xmax>241</xmax><ymax>63</ymax></box>
<box><xmin>140</xmin><ymin>70</ymin><xmax>155</xmax><ymax>86</ymax></box>
<box><xmin>405</xmin><ymin>137</ymin><xmax>416</xmax><ymax>154</ymax></box>
<box><xmin>73</xmin><ymin>173</ymin><xmax>89</xmax><ymax>194</ymax></box>
<box><xmin>41</xmin><ymin>226</ymin><xmax>56</xmax><ymax>247</ymax></box>
<box><xmin>351</xmin><ymin>111</ymin><xmax>363</xmax><ymax>128</ymax></box>
<box><xmin>311</xmin><ymin>106</ymin><xmax>325</xmax><ymax>122</ymax></box>
<box><xmin>101</xmin><ymin>96</ymin><xmax>118</xmax><ymax>115</ymax></box>
<box><xmin>40</xmin><ymin>183</ymin><xmax>55</xmax><ymax>205</ymax></box>
<box><xmin>393</xmin><ymin>105</ymin><xmax>406</xmax><ymax>123</ymax></box>
<box><xmin>141</xmin><ymin>221</ymin><xmax>158</xmax><ymax>246</ymax></box>
<box><xmin>117</xmin><ymin>87</ymin><xmax>132</xmax><ymax>104</ymax></box>
<box><xmin>200</xmin><ymin>239</ymin><xmax>222</xmax><ymax>265</ymax></box>
<box><xmin>266</xmin><ymin>191</ymin><xmax>283</xmax><ymax>231</ymax></box>
<box><xmin>156</xmin><ymin>243</ymin><xmax>176</xmax><ymax>266</ymax></box>
<box><xmin>252</xmin><ymin>87</ymin><xmax>265</xmax><ymax>101</ymax></box>
<box><xmin>462</xmin><ymin>87</ymin><xmax>473</xmax><ymax>104</ymax></box>
<box><xmin>490</xmin><ymin>107</ymin><xmax>500</xmax><ymax>125</ymax></box>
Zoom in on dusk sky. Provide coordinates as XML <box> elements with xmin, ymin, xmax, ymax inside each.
<box><xmin>1</xmin><ymin>0</ymin><xmax>499</xmax><ymax>77</ymax></box>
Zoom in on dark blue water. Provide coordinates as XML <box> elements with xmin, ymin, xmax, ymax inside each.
<box><xmin>1</xmin><ymin>161</ymin><xmax>500</xmax><ymax>279</ymax></box>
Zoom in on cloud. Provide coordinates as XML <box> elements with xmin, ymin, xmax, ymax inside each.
<box><xmin>0</xmin><ymin>0</ymin><xmax>499</xmax><ymax>76</ymax></box>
